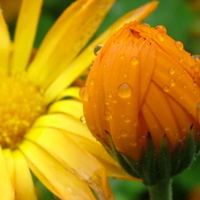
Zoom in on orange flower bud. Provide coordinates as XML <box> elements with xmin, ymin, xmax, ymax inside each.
<box><xmin>81</xmin><ymin>21</ymin><xmax>200</xmax><ymax>184</ymax></box>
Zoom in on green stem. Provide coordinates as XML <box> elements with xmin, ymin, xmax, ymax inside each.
<box><xmin>147</xmin><ymin>179</ymin><xmax>172</xmax><ymax>200</ymax></box>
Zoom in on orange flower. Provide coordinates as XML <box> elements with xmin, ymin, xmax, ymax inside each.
<box><xmin>82</xmin><ymin>21</ymin><xmax>200</xmax><ymax>185</ymax></box>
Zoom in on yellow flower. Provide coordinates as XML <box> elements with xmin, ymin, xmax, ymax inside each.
<box><xmin>0</xmin><ymin>0</ymin><xmax>158</xmax><ymax>199</ymax></box>
<box><xmin>82</xmin><ymin>21</ymin><xmax>200</xmax><ymax>185</ymax></box>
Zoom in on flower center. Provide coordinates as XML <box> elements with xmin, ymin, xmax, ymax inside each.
<box><xmin>0</xmin><ymin>73</ymin><xmax>46</xmax><ymax>149</ymax></box>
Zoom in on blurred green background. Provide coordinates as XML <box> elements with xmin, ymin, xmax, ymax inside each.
<box><xmin>1</xmin><ymin>0</ymin><xmax>200</xmax><ymax>199</ymax></box>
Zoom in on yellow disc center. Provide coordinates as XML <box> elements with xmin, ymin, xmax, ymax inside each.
<box><xmin>0</xmin><ymin>74</ymin><xmax>46</xmax><ymax>149</ymax></box>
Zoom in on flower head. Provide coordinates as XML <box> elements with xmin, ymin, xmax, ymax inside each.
<box><xmin>82</xmin><ymin>21</ymin><xmax>200</xmax><ymax>185</ymax></box>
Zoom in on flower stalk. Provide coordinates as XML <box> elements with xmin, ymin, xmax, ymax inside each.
<box><xmin>148</xmin><ymin>179</ymin><xmax>172</xmax><ymax>200</ymax></box>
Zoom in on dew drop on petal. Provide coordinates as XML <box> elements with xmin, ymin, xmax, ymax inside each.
<box><xmin>121</xmin><ymin>130</ymin><xmax>127</xmax><ymax>137</ymax></box>
<box><xmin>112</xmin><ymin>98</ymin><xmax>117</xmax><ymax>103</ymax></box>
<box><xmin>142</xmin><ymin>23</ymin><xmax>150</xmax><ymax>27</ymax></box>
<box><xmin>179</xmin><ymin>57</ymin><xmax>184</xmax><ymax>63</ymax></box>
<box><xmin>134</xmin><ymin>120</ymin><xmax>138</xmax><ymax>126</ymax></box>
<box><xmin>175</xmin><ymin>41</ymin><xmax>184</xmax><ymax>51</ymax></box>
<box><xmin>169</xmin><ymin>79</ymin><xmax>176</xmax><ymax>87</ymax></box>
<box><xmin>130</xmin><ymin>141</ymin><xmax>137</xmax><ymax>147</ymax></box>
<box><xmin>163</xmin><ymin>85</ymin><xmax>169</xmax><ymax>92</ymax></box>
<box><xmin>94</xmin><ymin>44</ymin><xmax>103</xmax><ymax>55</ymax></box>
<box><xmin>89</xmin><ymin>79</ymin><xmax>94</xmax><ymax>86</ymax></box>
<box><xmin>104</xmin><ymin>98</ymin><xmax>109</xmax><ymax>105</ymax></box>
<box><xmin>117</xmin><ymin>83</ymin><xmax>132</xmax><ymax>98</ymax></box>
<box><xmin>104</xmin><ymin>110</ymin><xmax>112</xmax><ymax>120</ymax></box>
<box><xmin>131</xmin><ymin>56</ymin><xmax>139</xmax><ymax>65</ymax></box>
<box><xmin>156</xmin><ymin>33</ymin><xmax>164</xmax><ymax>41</ymax></box>
<box><xmin>182</xmin><ymin>83</ymin><xmax>187</xmax><ymax>89</ymax></box>
<box><xmin>79</xmin><ymin>86</ymin><xmax>89</xmax><ymax>101</ymax></box>
<box><xmin>169</xmin><ymin>67</ymin><xmax>175</xmax><ymax>75</ymax></box>
<box><xmin>124</xmin><ymin>116</ymin><xmax>131</xmax><ymax>123</ymax></box>
<box><xmin>120</xmin><ymin>55</ymin><xmax>125</xmax><ymax>60</ymax></box>
<box><xmin>179</xmin><ymin>94</ymin><xmax>184</xmax><ymax>99</ymax></box>
<box><xmin>80</xmin><ymin>116</ymin><xmax>86</xmax><ymax>123</ymax></box>
<box><xmin>155</xmin><ymin>25</ymin><xmax>167</xmax><ymax>33</ymax></box>
<box><xmin>164</xmin><ymin>125</ymin><xmax>169</xmax><ymax>131</ymax></box>
<box><xmin>193</xmin><ymin>54</ymin><xmax>200</xmax><ymax>62</ymax></box>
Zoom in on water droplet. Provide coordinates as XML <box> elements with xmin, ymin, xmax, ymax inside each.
<box><xmin>164</xmin><ymin>125</ymin><xmax>169</xmax><ymax>131</ymax></box>
<box><xmin>175</xmin><ymin>41</ymin><xmax>184</xmax><ymax>51</ymax></box>
<box><xmin>123</xmin><ymin>73</ymin><xmax>128</xmax><ymax>78</ymax></box>
<box><xmin>107</xmin><ymin>91</ymin><xmax>112</xmax><ymax>98</ymax></box>
<box><xmin>120</xmin><ymin>55</ymin><xmax>125</xmax><ymax>60</ymax></box>
<box><xmin>134</xmin><ymin>120</ymin><xmax>138</xmax><ymax>126</ymax></box>
<box><xmin>80</xmin><ymin>116</ymin><xmax>86</xmax><ymax>123</ymax></box>
<box><xmin>179</xmin><ymin>94</ymin><xmax>184</xmax><ymax>99</ymax></box>
<box><xmin>169</xmin><ymin>79</ymin><xmax>176</xmax><ymax>87</ymax></box>
<box><xmin>117</xmin><ymin>83</ymin><xmax>132</xmax><ymax>98</ymax></box>
<box><xmin>94</xmin><ymin>44</ymin><xmax>103</xmax><ymax>55</ymax></box>
<box><xmin>93</xmin><ymin>103</ymin><xmax>97</xmax><ymax>107</ymax></box>
<box><xmin>163</xmin><ymin>85</ymin><xmax>169</xmax><ymax>92</ymax></box>
<box><xmin>120</xmin><ymin>130</ymin><xmax>127</xmax><ymax>137</ymax></box>
<box><xmin>131</xmin><ymin>56</ymin><xmax>139</xmax><ymax>65</ymax></box>
<box><xmin>142</xmin><ymin>23</ymin><xmax>150</xmax><ymax>27</ymax></box>
<box><xmin>169</xmin><ymin>67</ymin><xmax>175</xmax><ymax>75</ymax></box>
<box><xmin>156</xmin><ymin>33</ymin><xmax>164</xmax><ymax>41</ymax></box>
<box><xmin>197</xmin><ymin>102</ymin><xmax>200</xmax><ymax>123</ymax></box>
<box><xmin>112</xmin><ymin>98</ymin><xmax>117</xmax><ymax>103</ymax></box>
<box><xmin>67</xmin><ymin>187</ymin><xmax>72</xmax><ymax>192</ymax></box>
<box><xmin>79</xmin><ymin>86</ymin><xmax>89</xmax><ymax>101</ymax></box>
<box><xmin>104</xmin><ymin>99</ymin><xmax>109</xmax><ymax>105</ymax></box>
<box><xmin>155</xmin><ymin>25</ymin><xmax>167</xmax><ymax>33</ymax></box>
<box><xmin>182</xmin><ymin>127</ymin><xmax>187</xmax><ymax>132</ymax></box>
<box><xmin>89</xmin><ymin>79</ymin><xmax>94</xmax><ymax>86</ymax></box>
<box><xmin>104</xmin><ymin>110</ymin><xmax>112</xmax><ymax>120</ymax></box>
<box><xmin>179</xmin><ymin>57</ymin><xmax>184</xmax><ymax>63</ymax></box>
<box><xmin>124</xmin><ymin>116</ymin><xmax>131</xmax><ymax>123</ymax></box>
<box><xmin>130</xmin><ymin>141</ymin><xmax>137</xmax><ymax>147</ymax></box>
<box><xmin>182</xmin><ymin>83</ymin><xmax>187</xmax><ymax>89</ymax></box>
<box><xmin>193</xmin><ymin>54</ymin><xmax>200</xmax><ymax>62</ymax></box>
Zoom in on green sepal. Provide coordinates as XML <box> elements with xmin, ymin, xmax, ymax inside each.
<box><xmin>120</xmin><ymin>153</ymin><xmax>141</xmax><ymax>178</ymax></box>
<box><xmin>171</xmin><ymin>144</ymin><xmax>182</xmax><ymax>175</ymax></box>
<box><xmin>172</xmin><ymin>131</ymin><xmax>196</xmax><ymax>175</ymax></box>
<box><xmin>157</xmin><ymin>137</ymin><xmax>171</xmax><ymax>180</ymax></box>
<box><xmin>140</xmin><ymin>133</ymin><xmax>157</xmax><ymax>185</ymax></box>
<box><xmin>102</xmin><ymin>131</ymin><xmax>141</xmax><ymax>178</ymax></box>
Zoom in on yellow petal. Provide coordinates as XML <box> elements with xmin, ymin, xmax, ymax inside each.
<box><xmin>55</xmin><ymin>86</ymin><xmax>81</xmax><ymax>101</ymax></box>
<box><xmin>48</xmin><ymin>100</ymin><xmax>83</xmax><ymax>119</ymax></box>
<box><xmin>33</xmin><ymin>113</ymin><xmax>93</xmax><ymax>140</ymax></box>
<box><xmin>32</xmin><ymin>113</ymin><xmax>134</xmax><ymax>180</ymax></box>
<box><xmin>11</xmin><ymin>0</ymin><xmax>43</xmax><ymax>72</ymax></box>
<box><xmin>66</xmin><ymin>130</ymin><xmax>134</xmax><ymax>180</ymax></box>
<box><xmin>0</xmin><ymin>9</ymin><xmax>11</xmax><ymax>74</ymax></box>
<box><xmin>12</xmin><ymin>150</ymin><xmax>37</xmax><ymax>200</ymax></box>
<box><xmin>19</xmin><ymin>139</ymin><xmax>97</xmax><ymax>200</ymax></box>
<box><xmin>0</xmin><ymin>147</ymin><xmax>14</xmax><ymax>200</ymax></box>
<box><xmin>28</xmin><ymin>0</ymin><xmax>115</xmax><ymax>89</ymax></box>
<box><xmin>3</xmin><ymin>149</ymin><xmax>15</xmax><ymax>188</ymax></box>
<box><xmin>25</xmin><ymin>127</ymin><xmax>114</xmax><ymax>200</ymax></box>
<box><xmin>44</xmin><ymin>1</ymin><xmax>158</xmax><ymax>103</ymax></box>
